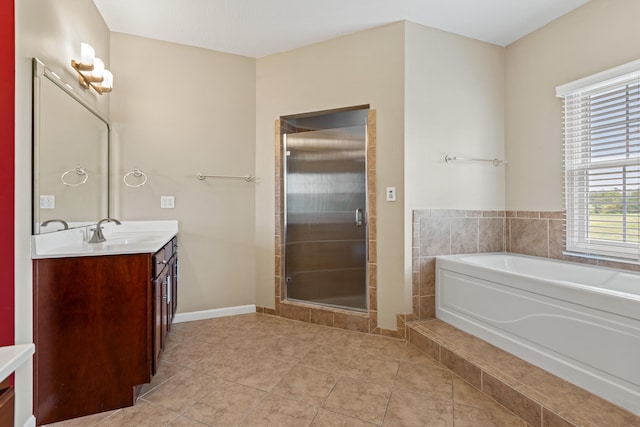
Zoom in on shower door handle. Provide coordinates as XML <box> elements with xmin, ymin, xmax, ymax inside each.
<box><xmin>355</xmin><ymin>208</ymin><xmax>364</xmax><ymax>228</ymax></box>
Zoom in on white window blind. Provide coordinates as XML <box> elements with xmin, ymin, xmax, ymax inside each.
<box><xmin>557</xmin><ymin>62</ymin><xmax>640</xmax><ymax>263</ymax></box>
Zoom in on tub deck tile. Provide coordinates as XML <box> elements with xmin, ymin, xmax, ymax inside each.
<box><xmin>407</xmin><ymin>319</ymin><xmax>640</xmax><ymax>427</ymax></box>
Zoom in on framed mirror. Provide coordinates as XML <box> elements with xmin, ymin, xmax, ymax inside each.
<box><xmin>32</xmin><ymin>58</ymin><xmax>110</xmax><ymax>234</ymax></box>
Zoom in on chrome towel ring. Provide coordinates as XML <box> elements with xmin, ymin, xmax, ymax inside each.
<box><xmin>123</xmin><ymin>169</ymin><xmax>148</xmax><ymax>188</ymax></box>
<box><xmin>61</xmin><ymin>167</ymin><xmax>88</xmax><ymax>186</ymax></box>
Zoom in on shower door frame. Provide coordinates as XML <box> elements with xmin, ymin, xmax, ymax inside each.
<box><xmin>283</xmin><ymin>125</ymin><xmax>369</xmax><ymax>312</ymax></box>
<box><xmin>273</xmin><ymin>106</ymin><xmax>379</xmax><ymax>333</ymax></box>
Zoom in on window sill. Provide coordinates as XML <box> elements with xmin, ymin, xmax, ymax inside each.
<box><xmin>562</xmin><ymin>251</ymin><xmax>640</xmax><ymax>267</ymax></box>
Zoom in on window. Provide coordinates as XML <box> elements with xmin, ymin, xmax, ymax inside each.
<box><xmin>557</xmin><ymin>60</ymin><xmax>640</xmax><ymax>263</ymax></box>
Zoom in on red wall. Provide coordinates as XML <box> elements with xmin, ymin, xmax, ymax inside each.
<box><xmin>0</xmin><ymin>0</ymin><xmax>15</xmax><ymax>347</ymax></box>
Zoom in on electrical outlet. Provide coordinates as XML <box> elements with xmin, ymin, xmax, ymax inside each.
<box><xmin>386</xmin><ymin>187</ymin><xmax>396</xmax><ymax>202</ymax></box>
<box><xmin>40</xmin><ymin>195</ymin><xmax>55</xmax><ymax>209</ymax></box>
<box><xmin>160</xmin><ymin>196</ymin><xmax>175</xmax><ymax>209</ymax></box>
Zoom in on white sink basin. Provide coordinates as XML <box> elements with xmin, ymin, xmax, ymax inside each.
<box><xmin>102</xmin><ymin>234</ymin><xmax>164</xmax><ymax>246</ymax></box>
<box><xmin>96</xmin><ymin>233</ymin><xmax>170</xmax><ymax>252</ymax></box>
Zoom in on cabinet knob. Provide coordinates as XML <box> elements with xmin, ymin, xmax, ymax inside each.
<box><xmin>158</xmin><ymin>260</ymin><xmax>167</xmax><ymax>265</ymax></box>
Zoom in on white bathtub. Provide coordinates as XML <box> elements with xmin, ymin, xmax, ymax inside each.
<box><xmin>435</xmin><ymin>253</ymin><xmax>640</xmax><ymax>415</ymax></box>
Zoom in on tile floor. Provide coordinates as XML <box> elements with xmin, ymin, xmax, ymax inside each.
<box><xmin>46</xmin><ymin>313</ymin><xmax>528</xmax><ymax>426</ymax></box>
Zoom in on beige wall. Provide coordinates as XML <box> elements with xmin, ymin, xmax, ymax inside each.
<box><xmin>110</xmin><ymin>33</ymin><xmax>257</xmax><ymax>313</ymax></box>
<box><xmin>255</xmin><ymin>22</ymin><xmax>405</xmax><ymax>329</ymax></box>
<box><xmin>404</xmin><ymin>22</ymin><xmax>505</xmax><ymax>312</ymax></box>
<box><xmin>505</xmin><ymin>0</ymin><xmax>640</xmax><ymax>210</ymax></box>
<box><xmin>15</xmin><ymin>0</ymin><xmax>110</xmax><ymax>424</ymax></box>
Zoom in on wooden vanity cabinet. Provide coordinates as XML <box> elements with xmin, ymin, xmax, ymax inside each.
<box><xmin>33</xmin><ymin>236</ymin><xmax>178</xmax><ymax>425</ymax></box>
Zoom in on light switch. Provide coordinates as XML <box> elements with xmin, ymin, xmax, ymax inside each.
<box><xmin>40</xmin><ymin>195</ymin><xmax>55</xmax><ymax>209</ymax></box>
<box><xmin>161</xmin><ymin>196</ymin><xmax>175</xmax><ymax>209</ymax></box>
<box><xmin>386</xmin><ymin>187</ymin><xmax>396</xmax><ymax>202</ymax></box>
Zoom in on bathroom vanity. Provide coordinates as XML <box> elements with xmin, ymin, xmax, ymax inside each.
<box><xmin>30</xmin><ymin>61</ymin><xmax>177</xmax><ymax>425</ymax></box>
<box><xmin>31</xmin><ymin>221</ymin><xmax>178</xmax><ymax>425</ymax></box>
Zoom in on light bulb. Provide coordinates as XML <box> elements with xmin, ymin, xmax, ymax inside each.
<box><xmin>80</xmin><ymin>43</ymin><xmax>95</xmax><ymax>65</ymax></box>
<box><xmin>92</xmin><ymin>57</ymin><xmax>104</xmax><ymax>78</ymax></box>
<box><xmin>102</xmin><ymin>70</ymin><xmax>113</xmax><ymax>89</ymax></box>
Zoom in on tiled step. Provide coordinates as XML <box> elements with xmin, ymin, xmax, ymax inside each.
<box><xmin>406</xmin><ymin>319</ymin><xmax>640</xmax><ymax>427</ymax></box>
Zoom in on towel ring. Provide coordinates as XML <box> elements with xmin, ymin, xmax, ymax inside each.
<box><xmin>123</xmin><ymin>169</ymin><xmax>148</xmax><ymax>188</ymax></box>
<box><xmin>61</xmin><ymin>167</ymin><xmax>88</xmax><ymax>186</ymax></box>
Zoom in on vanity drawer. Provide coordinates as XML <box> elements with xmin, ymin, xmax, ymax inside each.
<box><xmin>166</xmin><ymin>237</ymin><xmax>175</xmax><ymax>259</ymax></box>
<box><xmin>152</xmin><ymin>248</ymin><xmax>166</xmax><ymax>278</ymax></box>
<box><xmin>152</xmin><ymin>240</ymin><xmax>173</xmax><ymax>278</ymax></box>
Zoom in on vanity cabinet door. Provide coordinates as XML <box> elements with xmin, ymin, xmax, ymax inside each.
<box><xmin>151</xmin><ymin>238</ymin><xmax>177</xmax><ymax>375</ymax></box>
<box><xmin>167</xmin><ymin>238</ymin><xmax>178</xmax><ymax>330</ymax></box>
<box><xmin>162</xmin><ymin>272</ymin><xmax>169</xmax><ymax>342</ymax></box>
<box><xmin>152</xmin><ymin>266</ymin><xmax>169</xmax><ymax>375</ymax></box>
<box><xmin>33</xmin><ymin>254</ymin><xmax>153</xmax><ymax>425</ymax></box>
<box><xmin>0</xmin><ymin>378</ymin><xmax>15</xmax><ymax>427</ymax></box>
<box><xmin>169</xmin><ymin>258</ymin><xmax>178</xmax><ymax>326</ymax></box>
<box><xmin>172</xmin><ymin>237</ymin><xmax>178</xmax><ymax>320</ymax></box>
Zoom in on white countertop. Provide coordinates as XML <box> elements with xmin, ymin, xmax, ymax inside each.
<box><xmin>32</xmin><ymin>220</ymin><xmax>178</xmax><ymax>259</ymax></box>
<box><xmin>0</xmin><ymin>344</ymin><xmax>35</xmax><ymax>383</ymax></box>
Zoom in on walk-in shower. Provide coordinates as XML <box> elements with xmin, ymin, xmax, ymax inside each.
<box><xmin>283</xmin><ymin>109</ymin><xmax>368</xmax><ymax>311</ymax></box>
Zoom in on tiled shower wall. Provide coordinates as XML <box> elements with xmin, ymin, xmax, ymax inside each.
<box><xmin>410</xmin><ymin>209</ymin><xmax>640</xmax><ymax>322</ymax></box>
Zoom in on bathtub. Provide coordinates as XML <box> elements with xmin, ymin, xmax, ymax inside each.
<box><xmin>435</xmin><ymin>253</ymin><xmax>640</xmax><ymax>415</ymax></box>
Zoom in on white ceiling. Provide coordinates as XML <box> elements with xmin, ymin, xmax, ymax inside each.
<box><xmin>93</xmin><ymin>0</ymin><xmax>590</xmax><ymax>58</ymax></box>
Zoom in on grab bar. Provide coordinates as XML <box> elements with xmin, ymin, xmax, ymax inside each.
<box><xmin>444</xmin><ymin>155</ymin><xmax>507</xmax><ymax>167</ymax></box>
<box><xmin>196</xmin><ymin>172</ymin><xmax>254</xmax><ymax>182</ymax></box>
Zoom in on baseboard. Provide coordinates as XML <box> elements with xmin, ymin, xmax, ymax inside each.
<box><xmin>173</xmin><ymin>305</ymin><xmax>256</xmax><ymax>323</ymax></box>
<box><xmin>24</xmin><ymin>415</ymin><xmax>36</xmax><ymax>427</ymax></box>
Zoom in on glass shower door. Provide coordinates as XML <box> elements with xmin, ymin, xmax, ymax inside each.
<box><xmin>284</xmin><ymin>126</ymin><xmax>367</xmax><ymax>311</ymax></box>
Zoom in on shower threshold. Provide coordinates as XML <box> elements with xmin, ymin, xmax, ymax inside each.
<box><xmin>287</xmin><ymin>295</ymin><xmax>367</xmax><ymax>313</ymax></box>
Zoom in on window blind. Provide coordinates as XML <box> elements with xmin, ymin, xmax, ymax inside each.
<box><xmin>559</xmin><ymin>67</ymin><xmax>640</xmax><ymax>262</ymax></box>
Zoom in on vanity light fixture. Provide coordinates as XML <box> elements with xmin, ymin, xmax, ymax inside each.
<box><xmin>70</xmin><ymin>43</ymin><xmax>113</xmax><ymax>95</ymax></box>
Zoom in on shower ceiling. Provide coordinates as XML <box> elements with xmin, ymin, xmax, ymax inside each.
<box><xmin>93</xmin><ymin>0</ymin><xmax>590</xmax><ymax>58</ymax></box>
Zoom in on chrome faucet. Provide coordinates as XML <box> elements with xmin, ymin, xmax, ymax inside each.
<box><xmin>88</xmin><ymin>218</ymin><xmax>122</xmax><ymax>243</ymax></box>
<box><xmin>41</xmin><ymin>219</ymin><xmax>69</xmax><ymax>230</ymax></box>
